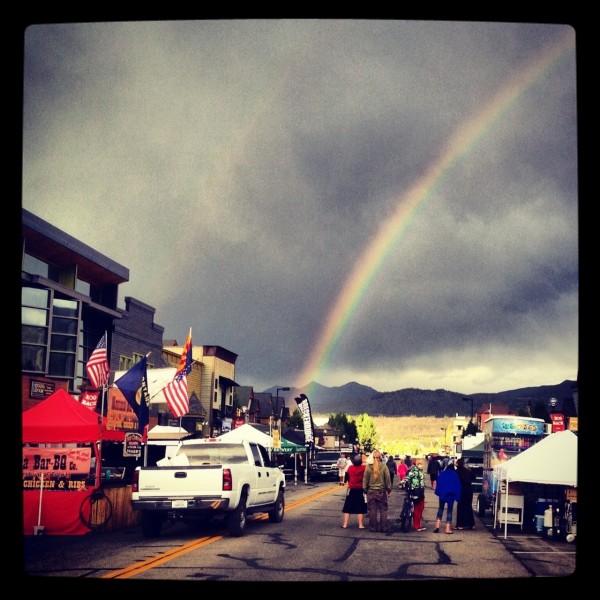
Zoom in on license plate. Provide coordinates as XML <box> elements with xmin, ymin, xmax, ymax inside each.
<box><xmin>172</xmin><ymin>500</ymin><xmax>188</xmax><ymax>508</ymax></box>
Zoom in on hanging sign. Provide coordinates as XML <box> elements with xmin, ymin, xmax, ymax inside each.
<box><xmin>22</xmin><ymin>447</ymin><xmax>91</xmax><ymax>491</ymax></box>
<box><xmin>124</xmin><ymin>432</ymin><xmax>143</xmax><ymax>457</ymax></box>
<box><xmin>550</xmin><ymin>413</ymin><xmax>565</xmax><ymax>433</ymax></box>
<box><xmin>80</xmin><ymin>390</ymin><xmax>99</xmax><ymax>410</ymax></box>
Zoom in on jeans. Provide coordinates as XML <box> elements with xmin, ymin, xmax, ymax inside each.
<box><xmin>436</xmin><ymin>498</ymin><xmax>456</xmax><ymax>524</ymax></box>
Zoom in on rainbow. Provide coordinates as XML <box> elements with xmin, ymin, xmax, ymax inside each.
<box><xmin>294</xmin><ymin>29</ymin><xmax>575</xmax><ymax>395</ymax></box>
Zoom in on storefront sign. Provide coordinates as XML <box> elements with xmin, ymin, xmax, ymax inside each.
<box><xmin>79</xmin><ymin>390</ymin><xmax>99</xmax><ymax>410</ymax></box>
<box><xmin>550</xmin><ymin>413</ymin><xmax>565</xmax><ymax>432</ymax></box>
<box><xmin>22</xmin><ymin>447</ymin><xmax>91</xmax><ymax>491</ymax></box>
<box><xmin>30</xmin><ymin>380</ymin><xmax>56</xmax><ymax>399</ymax></box>
<box><xmin>124</xmin><ymin>432</ymin><xmax>143</xmax><ymax>457</ymax></box>
<box><xmin>106</xmin><ymin>387</ymin><xmax>140</xmax><ymax>431</ymax></box>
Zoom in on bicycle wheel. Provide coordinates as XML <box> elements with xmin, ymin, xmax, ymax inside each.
<box><xmin>402</xmin><ymin>502</ymin><xmax>413</xmax><ymax>532</ymax></box>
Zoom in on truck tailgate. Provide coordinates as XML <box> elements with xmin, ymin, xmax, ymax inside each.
<box><xmin>136</xmin><ymin>465</ymin><xmax>224</xmax><ymax>497</ymax></box>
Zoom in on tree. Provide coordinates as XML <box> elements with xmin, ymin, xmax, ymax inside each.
<box><xmin>530</xmin><ymin>400</ymin><xmax>552</xmax><ymax>423</ymax></box>
<box><xmin>462</xmin><ymin>420</ymin><xmax>478</xmax><ymax>437</ymax></box>
<box><xmin>287</xmin><ymin>409</ymin><xmax>303</xmax><ymax>429</ymax></box>
<box><xmin>355</xmin><ymin>413</ymin><xmax>378</xmax><ymax>453</ymax></box>
<box><xmin>327</xmin><ymin>412</ymin><xmax>358</xmax><ymax>446</ymax></box>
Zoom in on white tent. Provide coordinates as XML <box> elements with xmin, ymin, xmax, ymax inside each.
<box><xmin>147</xmin><ymin>425</ymin><xmax>191</xmax><ymax>441</ymax></box>
<box><xmin>493</xmin><ymin>429</ymin><xmax>577</xmax><ymax>539</ymax></box>
<box><xmin>493</xmin><ymin>429</ymin><xmax>577</xmax><ymax>487</ymax></box>
<box><xmin>217</xmin><ymin>423</ymin><xmax>275</xmax><ymax>447</ymax></box>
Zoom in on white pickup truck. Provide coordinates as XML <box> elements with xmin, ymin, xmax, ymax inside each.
<box><xmin>131</xmin><ymin>438</ymin><xmax>286</xmax><ymax>538</ymax></box>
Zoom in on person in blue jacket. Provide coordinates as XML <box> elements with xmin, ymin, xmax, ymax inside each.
<box><xmin>434</xmin><ymin>460</ymin><xmax>462</xmax><ymax>534</ymax></box>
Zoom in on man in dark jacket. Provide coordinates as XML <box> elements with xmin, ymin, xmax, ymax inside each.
<box><xmin>386</xmin><ymin>455</ymin><xmax>397</xmax><ymax>485</ymax></box>
<box><xmin>426</xmin><ymin>455</ymin><xmax>441</xmax><ymax>490</ymax></box>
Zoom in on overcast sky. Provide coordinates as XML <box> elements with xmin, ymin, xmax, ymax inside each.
<box><xmin>22</xmin><ymin>19</ymin><xmax>578</xmax><ymax>395</ymax></box>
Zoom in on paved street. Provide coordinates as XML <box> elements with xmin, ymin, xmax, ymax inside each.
<box><xmin>23</xmin><ymin>479</ymin><xmax>579</xmax><ymax>583</ymax></box>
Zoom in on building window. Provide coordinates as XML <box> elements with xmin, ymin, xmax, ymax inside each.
<box><xmin>75</xmin><ymin>278</ymin><xmax>90</xmax><ymax>295</ymax></box>
<box><xmin>22</xmin><ymin>253</ymin><xmax>49</xmax><ymax>278</ymax></box>
<box><xmin>48</xmin><ymin>298</ymin><xmax>79</xmax><ymax>378</ymax></box>
<box><xmin>119</xmin><ymin>353</ymin><xmax>154</xmax><ymax>372</ymax></box>
<box><xmin>119</xmin><ymin>355</ymin><xmax>133</xmax><ymax>371</ymax></box>
<box><xmin>22</xmin><ymin>287</ymin><xmax>49</xmax><ymax>372</ymax></box>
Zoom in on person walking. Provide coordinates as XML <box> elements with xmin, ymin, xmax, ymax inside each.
<box><xmin>363</xmin><ymin>449</ymin><xmax>392</xmax><ymax>533</ymax></box>
<box><xmin>397</xmin><ymin>459</ymin><xmax>408</xmax><ymax>482</ymax></box>
<box><xmin>426</xmin><ymin>454</ymin><xmax>441</xmax><ymax>490</ymax></box>
<box><xmin>455</xmin><ymin>458</ymin><xmax>476</xmax><ymax>530</ymax></box>
<box><xmin>434</xmin><ymin>460</ymin><xmax>462</xmax><ymax>534</ymax></box>
<box><xmin>341</xmin><ymin>454</ymin><xmax>367</xmax><ymax>529</ymax></box>
<box><xmin>400</xmin><ymin>458</ymin><xmax>427</xmax><ymax>531</ymax></box>
<box><xmin>337</xmin><ymin>452</ymin><xmax>349</xmax><ymax>486</ymax></box>
<box><xmin>386</xmin><ymin>454</ymin><xmax>398</xmax><ymax>486</ymax></box>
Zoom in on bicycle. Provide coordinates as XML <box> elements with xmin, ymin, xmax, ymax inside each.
<box><xmin>396</xmin><ymin>483</ymin><xmax>415</xmax><ymax>532</ymax></box>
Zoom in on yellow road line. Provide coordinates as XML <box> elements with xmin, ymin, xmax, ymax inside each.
<box><xmin>104</xmin><ymin>485</ymin><xmax>339</xmax><ymax>579</ymax></box>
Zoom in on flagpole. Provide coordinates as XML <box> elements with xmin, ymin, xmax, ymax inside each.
<box><xmin>100</xmin><ymin>384</ymin><xmax>106</xmax><ymax>424</ymax></box>
<box><xmin>99</xmin><ymin>330</ymin><xmax>108</xmax><ymax>419</ymax></box>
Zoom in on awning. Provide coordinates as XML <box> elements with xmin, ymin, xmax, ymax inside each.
<box><xmin>274</xmin><ymin>437</ymin><xmax>307</xmax><ymax>454</ymax></box>
<box><xmin>219</xmin><ymin>376</ymin><xmax>240</xmax><ymax>388</ymax></box>
<box><xmin>147</xmin><ymin>425</ymin><xmax>190</xmax><ymax>440</ymax></box>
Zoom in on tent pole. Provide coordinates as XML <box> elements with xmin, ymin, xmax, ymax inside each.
<box><xmin>504</xmin><ymin>468</ymin><xmax>509</xmax><ymax>539</ymax></box>
<box><xmin>37</xmin><ymin>471</ymin><xmax>44</xmax><ymax>527</ymax></box>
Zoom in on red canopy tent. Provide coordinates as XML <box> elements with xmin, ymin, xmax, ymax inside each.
<box><xmin>22</xmin><ymin>389</ymin><xmax>126</xmax><ymax>535</ymax></box>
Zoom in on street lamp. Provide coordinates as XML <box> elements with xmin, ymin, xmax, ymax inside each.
<box><xmin>440</xmin><ymin>426</ymin><xmax>448</xmax><ymax>452</ymax></box>
<box><xmin>462</xmin><ymin>397</ymin><xmax>474</xmax><ymax>421</ymax></box>
<box><xmin>275</xmin><ymin>387</ymin><xmax>290</xmax><ymax>420</ymax></box>
<box><xmin>272</xmin><ymin>387</ymin><xmax>290</xmax><ymax>448</ymax></box>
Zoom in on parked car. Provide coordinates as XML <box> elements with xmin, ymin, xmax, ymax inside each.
<box><xmin>309</xmin><ymin>451</ymin><xmax>342</xmax><ymax>482</ymax></box>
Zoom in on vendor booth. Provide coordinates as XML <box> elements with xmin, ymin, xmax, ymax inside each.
<box><xmin>493</xmin><ymin>429</ymin><xmax>577</xmax><ymax>539</ymax></box>
<box><xmin>22</xmin><ymin>389</ymin><xmax>126</xmax><ymax>536</ymax></box>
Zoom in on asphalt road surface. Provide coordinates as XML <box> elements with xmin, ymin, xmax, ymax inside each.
<box><xmin>22</xmin><ymin>481</ymin><xmax>579</xmax><ymax>585</ymax></box>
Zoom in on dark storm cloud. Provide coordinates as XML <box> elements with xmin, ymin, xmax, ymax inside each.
<box><xmin>22</xmin><ymin>20</ymin><xmax>578</xmax><ymax>394</ymax></box>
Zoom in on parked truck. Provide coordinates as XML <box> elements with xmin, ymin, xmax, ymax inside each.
<box><xmin>131</xmin><ymin>438</ymin><xmax>286</xmax><ymax>538</ymax></box>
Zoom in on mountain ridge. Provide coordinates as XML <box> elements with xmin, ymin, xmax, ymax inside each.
<box><xmin>263</xmin><ymin>379</ymin><xmax>577</xmax><ymax>418</ymax></box>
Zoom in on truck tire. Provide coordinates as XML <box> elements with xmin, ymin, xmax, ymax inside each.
<box><xmin>477</xmin><ymin>494</ymin><xmax>486</xmax><ymax>517</ymax></box>
<box><xmin>226</xmin><ymin>496</ymin><xmax>247</xmax><ymax>537</ymax></box>
<box><xmin>268</xmin><ymin>490</ymin><xmax>285</xmax><ymax>523</ymax></box>
<box><xmin>141</xmin><ymin>511</ymin><xmax>164</xmax><ymax>538</ymax></box>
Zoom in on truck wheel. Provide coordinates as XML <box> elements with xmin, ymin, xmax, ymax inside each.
<box><xmin>141</xmin><ymin>511</ymin><xmax>164</xmax><ymax>538</ymax></box>
<box><xmin>226</xmin><ymin>496</ymin><xmax>247</xmax><ymax>537</ymax></box>
<box><xmin>268</xmin><ymin>490</ymin><xmax>285</xmax><ymax>523</ymax></box>
<box><xmin>477</xmin><ymin>495</ymin><xmax>486</xmax><ymax>517</ymax></box>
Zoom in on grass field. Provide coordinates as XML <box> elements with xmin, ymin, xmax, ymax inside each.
<box><xmin>316</xmin><ymin>414</ymin><xmax>458</xmax><ymax>458</ymax></box>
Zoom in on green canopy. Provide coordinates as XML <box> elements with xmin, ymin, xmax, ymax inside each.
<box><xmin>274</xmin><ymin>437</ymin><xmax>307</xmax><ymax>453</ymax></box>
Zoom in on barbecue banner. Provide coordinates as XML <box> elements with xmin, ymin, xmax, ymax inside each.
<box><xmin>22</xmin><ymin>447</ymin><xmax>92</xmax><ymax>491</ymax></box>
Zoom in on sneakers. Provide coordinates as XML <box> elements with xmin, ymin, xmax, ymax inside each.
<box><xmin>416</xmin><ymin>527</ymin><xmax>426</xmax><ymax>532</ymax></box>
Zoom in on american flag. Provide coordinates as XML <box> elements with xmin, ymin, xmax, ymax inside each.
<box><xmin>163</xmin><ymin>374</ymin><xmax>189</xmax><ymax>418</ymax></box>
<box><xmin>163</xmin><ymin>328</ymin><xmax>192</xmax><ymax>418</ymax></box>
<box><xmin>86</xmin><ymin>334</ymin><xmax>110</xmax><ymax>389</ymax></box>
